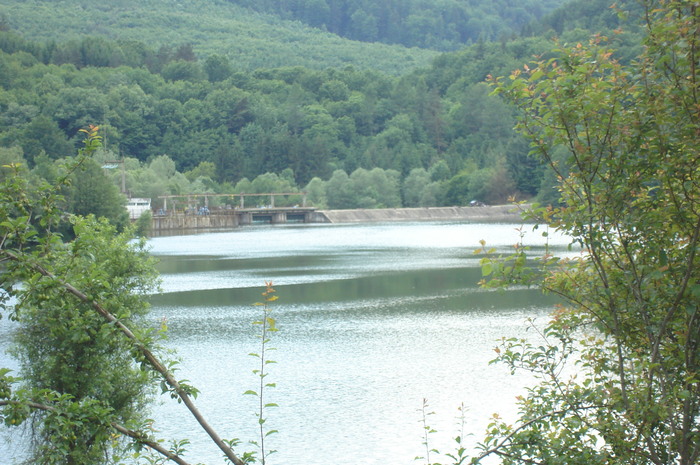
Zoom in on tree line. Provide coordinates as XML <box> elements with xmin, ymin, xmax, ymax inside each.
<box><xmin>0</xmin><ymin>28</ymin><xmax>576</xmax><ymax>220</ymax></box>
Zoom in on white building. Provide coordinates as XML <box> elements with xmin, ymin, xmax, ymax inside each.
<box><xmin>126</xmin><ymin>198</ymin><xmax>151</xmax><ymax>220</ymax></box>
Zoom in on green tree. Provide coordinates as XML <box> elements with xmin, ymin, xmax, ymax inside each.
<box><xmin>325</xmin><ymin>169</ymin><xmax>354</xmax><ymax>209</ymax></box>
<box><xmin>47</xmin><ymin>87</ymin><xmax>107</xmax><ymax>137</ymax></box>
<box><xmin>184</xmin><ymin>161</ymin><xmax>217</xmax><ymax>182</ymax></box>
<box><xmin>304</xmin><ymin>176</ymin><xmax>328</xmax><ymax>208</ymax></box>
<box><xmin>11</xmin><ymin>215</ymin><xmax>155</xmax><ymax>464</ymax></box>
<box><xmin>0</xmin><ymin>146</ymin><xmax>25</xmax><ymax>180</ymax></box>
<box><xmin>160</xmin><ymin>59</ymin><xmax>205</xmax><ymax>82</ymax></box>
<box><xmin>0</xmin><ymin>126</ymin><xmax>248</xmax><ymax>465</ymax></box>
<box><xmin>204</xmin><ymin>54</ymin><xmax>233</xmax><ymax>82</ymax></box>
<box><xmin>443</xmin><ymin>169</ymin><xmax>471</xmax><ymax>206</ymax></box>
<box><xmin>64</xmin><ymin>157</ymin><xmax>129</xmax><ymax>231</ymax></box>
<box><xmin>402</xmin><ymin>167</ymin><xmax>430</xmax><ymax>207</ymax></box>
<box><xmin>16</xmin><ymin>115</ymin><xmax>73</xmax><ymax>165</ymax></box>
<box><xmin>0</xmin><ymin>128</ymin><xmax>157</xmax><ymax>464</ymax></box>
<box><xmin>479</xmin><ymin>2</ymin><xmax>700</xmax><ymax>463</ymax></box>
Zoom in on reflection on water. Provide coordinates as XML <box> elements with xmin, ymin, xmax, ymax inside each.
<box><xmin>0</xmin><ymin>221</ymin><xmax>572</xmax><ymax>465</ymax></box>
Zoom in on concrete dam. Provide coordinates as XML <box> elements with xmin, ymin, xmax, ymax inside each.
<box><xmin>149</xmin><ymin>205</ymin><xmax>526</xmax><ymax>233</ymax></box>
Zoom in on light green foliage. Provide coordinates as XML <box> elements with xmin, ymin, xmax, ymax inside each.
<box><xmin>303</xmin><ymin>177</ymin><xmax>327</xmax><ymax>208</ymax></box>
<box><xmin>149</xmin><ymin>154</ymin><xmax>177</xmax><ymax>179</ymax></box>
<box><xmin>184</xmin><ymin>161</ymin><xmax>216</xmax><ymax>183</ymax></box>
<box><xmin>250</xmin><ymin>172</ymin><xmax>296</xmax><ymax>196</ymax></box>
<box><xmin>479</xmin><ymin>1</ymin><xmax>700</xmax><ymax>463</ymax></box>
<box><xmin>0</xmin><ymin>0</ymin><xmax>437</xmax><ymax>74</ymax></box>
<box><xmin>324</xmin><ymin>167</ymin><xmax>401</xmax><ymax>209</ymax></box>
<box><xmin>402</xmin><ymin>168</ymin><xmax>431</xmax><ymax>208</ymax></box>
<box><xmin>134</xmin><ymin>209</ymin><xmax>152</xmax><ymax>237</ymax></box>
<box><xmin>0</xmin><ymin>146</ymin><xmax>24</xmax><ymax>180</ymax></box>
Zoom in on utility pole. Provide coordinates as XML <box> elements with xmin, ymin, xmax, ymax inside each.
<box><xmin>101</xmin><ymin>158</ymin><xmax>126</xmax><ymax>194</ymax></box>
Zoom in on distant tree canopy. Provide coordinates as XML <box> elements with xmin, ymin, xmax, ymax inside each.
<box><xmin>229</xmin><ymin>0</ymin><xmax>569</xmax><ymax>50</ymax></box>
<box><xmin>0</xmin><ymin>0</ymin><xmax>439</xmax><ymax>75</ymax></box>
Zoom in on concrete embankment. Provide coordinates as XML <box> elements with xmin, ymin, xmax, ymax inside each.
<box><xmin>317</xmin><ymin>205</ymin><xmax>526</xmax><ymax>223</ymax></box>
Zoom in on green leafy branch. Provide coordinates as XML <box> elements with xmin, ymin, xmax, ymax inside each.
<box><xmin>0</xmin><ymin>126</ymin><xmax>246</xmax><ymax>465</ymax></box>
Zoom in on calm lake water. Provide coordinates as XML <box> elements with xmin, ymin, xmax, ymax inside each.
<box><xmin>0</xmin><ymin>221</ymin><xmax>572</xmax><ymax>465</ymax></box>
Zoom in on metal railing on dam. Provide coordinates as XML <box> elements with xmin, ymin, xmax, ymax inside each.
<box><xmin>151</xmin><ymin>207</ymin><xmax>327</xmax><ymax>232</ymax></box>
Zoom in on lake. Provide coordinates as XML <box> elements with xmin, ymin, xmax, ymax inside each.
<box><xmin>0</xmin><ymin>221</ymin><xmax>571</xmax><ymax>464</ymax></box>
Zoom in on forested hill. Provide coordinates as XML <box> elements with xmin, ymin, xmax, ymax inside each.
<box><xmin>0</xmin><ymin>0</ymin><xmax>644</xmax><ymax>219</ymax></box>
<box><xmin>1</xmin><ymin>0</ymin><xmax>571</xmax><ymax>63</ymax></box>
<box><xmin>0</xmin><ymin>0</ymin><xmax>438</xmax><ymax>75</ymax></box>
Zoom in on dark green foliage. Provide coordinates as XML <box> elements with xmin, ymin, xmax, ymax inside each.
<box><xmin>63</xmin><ymin>158</ymin><xmax>129</xmax><ymax>232</ymax></box>
<box><xmin>228</xmin><ymin>0</ymin><xmax>568</xmax><ymax>50</ymax></box>
<box><xmin>204</xmin><ymin>54</ymin><xmax>233</xmax><ymax>82</ymax></box>
<box><xmin>2</xmin><ymin>115</ymin><xmax>73</xmax><ymax>166</ymax></box>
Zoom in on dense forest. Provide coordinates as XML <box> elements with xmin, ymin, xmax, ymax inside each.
<box><xmin>226</xmin><ymin>0</ymin><xmax>568</xmax><ymax>49</ymax></box>
<box><xmin>0</xmin><ymin>0</ymin><xmax>643</xmax><ymax>220</ymax></box>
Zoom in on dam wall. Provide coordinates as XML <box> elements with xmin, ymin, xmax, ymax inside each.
<box><xmin>148</xmin><ymin>205</ymin><xmax>529</xmax><ymax>234</ymax></box>
<box><xmin>316</xmin><ymin>205</ymin><xmax>526</xmax><ymax>223</ymax></box>
<box><xmin>152</xmin><ymin>213</ymin><xmax>238</xmax><ymax>231</ymax></box>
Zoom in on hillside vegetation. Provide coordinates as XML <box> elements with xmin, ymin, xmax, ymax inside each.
<box><xmin>0</xmin><ymin>0</ymin><xmax>438</xmax><ymax>74</ymax></box>
<box><xmin>0</xmin><ymin>0</ymin><xmax>644</xmax><ymax>216</ymax></box>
